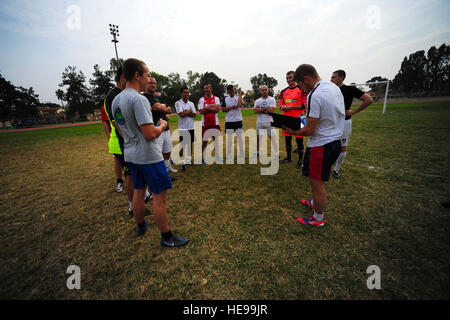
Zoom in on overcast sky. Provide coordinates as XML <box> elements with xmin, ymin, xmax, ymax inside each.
<box><xmin>1</xmin><ymin>0</ymin><xmax>449</xmax><ymax>104</ymax></box>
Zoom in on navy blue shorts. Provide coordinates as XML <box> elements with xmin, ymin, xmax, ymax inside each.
<box><xmin>128</xmin><ymin>161</ymin><xmax>172</xmax><ymax>195</ymax></box>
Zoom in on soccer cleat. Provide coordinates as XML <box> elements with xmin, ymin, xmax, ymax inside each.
<box><xmin>160</xmin><ymin>234</ymin><xmax>189</xmax><ymax>247</ymax></box>
<box><xmin>332</xmin><ymin>170</ymin><xmax>341</xmax><ymax>179</ymax></box>
<box><xmin>296</xmin><ymin>160</ymin><xmax>303</xmax><ymax>169</ymax></box>
<box><xmin>170</xmin><ymin>176</ymin><xmax>177</xmax><ymax>182</ymax></box>
<box><xmin>297</xmin><ymin>216</ymin><xmax>325</xmax><ymax>227</ymax></box>
<box><xmin>300</xmin><ymin>199</ymin><xmax>315</xmax><ymax>210</ymax></box>
<box><xmin>181</xmin><ymin>164</ymin><xmax>186</xmax><ymax>171</ymax></box>
<box><xmin>145</xmin><ymin>193</ymin><xmax>153</xmax><ymax>203</ymax></box>
<box><xmin>129</xmin><ymin>207</ymin><xmax>151</xmax><ymax>218</ymax></box>
<box><xmin>115</xmin><ymin>183</ymin><xmax>124</xmax><ymax>193</ymax></box>
<box><xmin>279</xmin><ymin>157</ymin><xmax>292</xmax><ymax>164</ymax></box>
<box><xmin>137</xmin><ymin>220</ymin><xmax>149</xmax><ymax>236</ymax></box>
<box><xmin>168</xmin><ymin>166</ymin><xmax>178</xmax><ymax>173</ymax></box>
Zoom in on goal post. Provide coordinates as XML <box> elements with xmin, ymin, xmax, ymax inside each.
<box><xmin>348</xmin><ymin>80</ymin><xmax>390</xmax><ymax>114</ymax></box>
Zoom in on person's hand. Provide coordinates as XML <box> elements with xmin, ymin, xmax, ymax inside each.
<box><xmin>158</xmin><ymin>119</ymin><xmax>167</xmax><ymax>129</ymax></box>
<box><xmin>280</xmin><ymin>106</ymin><xmax>287</xmax><ymax>111</ymax></box>
<box><xmin>345</xmin><ymin>110</ymin><xmax>354</xmax><ymax>116</ymax></box>
<box><xmin>282</xmin><ymin>125</ymin><xmax>295</xmax><ymax>135</ymax></box>
<box><xmin>239</xmin><ymin>90</ymin><xmax>245</xmax><ymax>96</ymax></box>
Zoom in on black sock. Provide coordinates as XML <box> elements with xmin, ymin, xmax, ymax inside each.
<box><xmin>295</xmin><ymin>138</ymin><xmax>304</xmax><ymax>162</ymax></box>
<box><xmin>138</xmin><ymin>221</ymin><xmax>146</xmax><ymax>229</ymax></box>
<box><xmin>161</xmin><ymin>230</ymin><xmax>173</xmax><ymax>240</ymax></box>
<box><xmin>285</xmin><ymin>136</ymin><xmax>292</xmax><ymax>159</ymax></box>
<box><xmin>117</xmin><ymin>178</ymin><xmax>123</xmax><ymax>184</ymax></box>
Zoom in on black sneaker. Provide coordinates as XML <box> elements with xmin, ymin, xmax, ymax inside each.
<box><xmin>137</xmin><ymin>220</ymin><xmax>148</xmax><ymax>236</ymax></box>
<box><xmin>279</xmin><ymin>158</ymin><xmax>292</xmax><ymax>164</ymax></box>
<box><xmin>296</xmin><ymin>161</ymin><xmax>303</xmax><ymax>169</ymax></box>
<box><xmin>129</xmin><ymin>208</ymin><xmax>151</xmax><ymax>218</ymax></box>
<box><xmin>181</xmin><ymin>164</ymin><xmax>186</xmax><ymax>171</ymax></box>
<box><xmin>332</xmin><ymin>170</ymin><xmax>341</xmax><ymax>179</ymax></box>
<box><xmin>170</xmin><ymin>176</ymin><xmax>177</xmax><ymax>182</ymax></box>
<box><xmin>160</xmin><ymin>234</ymin><xmax>189</xmax><ymax>247</ymax></box>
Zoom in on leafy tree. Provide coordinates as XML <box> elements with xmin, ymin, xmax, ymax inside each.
<box><xmin>366</xmin><ymin>76</ymin><xmax>388</xmax><ymax>97</ymax></box>
<box><xmin>55</xmin><ymin>89</ymin><xmax>65</xmax><ymax>108</ymax></box>
<box><xmin>250</xmin><ymin>73</ymin><xmax>278</xmax><ymax>99</ymax></box>
<box><xmin>90</xmin><ymin>64</ymin><xmax>114</xmax><ymax>108</ymax></box>
<box><xmin>58</xmin><ymin>66</ymin><xmax>92</xmax><ymax>115</ymax></box>
<box><xmin>243</xmin><ymin>90</ymin><xmax>255</xmax><ymax>107</ymax></box>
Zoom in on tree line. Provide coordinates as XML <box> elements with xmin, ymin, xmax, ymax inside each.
<box><xmin>1</xmin><ymin>43</ymin><xmax>448</xmax><ymax>125</ymax></box>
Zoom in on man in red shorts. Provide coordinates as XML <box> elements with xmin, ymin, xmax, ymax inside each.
<box><xmin>283</xmin><ymin>64</ymin><xmax>345</xmax><ymax>227</ymax></box>
<box><xmin>198</xmin><ymin>83</ymin><xmax>222</xmax><ymax>164</ymax></box>
<box><xmin>279</xmin><ymin>70</ymin><xmax>308</xmax><ymax>169</ymax></box>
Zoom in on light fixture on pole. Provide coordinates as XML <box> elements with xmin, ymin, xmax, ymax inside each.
<box><xmin>109</xmin><ymin>24</ymin><xmax>120</xmax><ymax>61</ymax></box>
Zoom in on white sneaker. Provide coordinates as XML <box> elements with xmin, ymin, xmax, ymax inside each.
<box><xmin>115</xmin><ymin>183</ymin><xmax>124</xmax><ymax>193</ymax></box>
<box><xmin>168</xmin><ymin>166</ymin><xmax>178</xmax><ymax>173</ymax></box>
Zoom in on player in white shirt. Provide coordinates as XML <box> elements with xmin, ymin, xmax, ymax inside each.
<box><xmin>253</xmin><ymin>85</ymin><xmax>279</xmax><ymax>159</ymax></box>
<box><xmin>174</xmin><ymin>87</ymin><xmax>197</xmax><ymax>171</ymax></box>
<box><xmin>222</xmin><ymin>85</ymin><xmax>245</xmax><ymax>161</ymax></box>
<box><xmin>283</xmin><ymin>64</ymin><xmax>345</xmax><ymax>227</ymax></box>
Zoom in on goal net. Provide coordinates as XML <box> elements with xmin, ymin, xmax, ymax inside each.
<box><xmin>348</xmin><ymin>80</ymin><xmax>390</xmax><ymax>114</ymax></box>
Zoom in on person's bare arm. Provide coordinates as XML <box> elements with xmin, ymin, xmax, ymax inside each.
<box><xmin>346</xmin><ymin>93</ymin><xmax>373</xmax><ymax>117</ymax></box>
<box><xmin>102</xmin><ymin>121</ymin><xmax>111</xmax><ymax>139</ymax></box>
<box><xmin>140</xmin><ymin>119</ymin><xmax>168</xmax><ymax>141</ymax></box>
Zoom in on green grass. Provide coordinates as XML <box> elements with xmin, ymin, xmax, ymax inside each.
<box><xmin>0</xmin><ymin>101</ymin><xmax>449</xmax><ymax>299</ymax></box>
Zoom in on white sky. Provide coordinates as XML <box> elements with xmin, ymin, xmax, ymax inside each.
<box><xmin>0</xmin><ymin>0</ymin><xmax>449</xmax><ymax>103</ymax></box>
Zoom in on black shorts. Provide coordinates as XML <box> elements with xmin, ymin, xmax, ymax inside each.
<box><xmin>302</xmin><ymin>140</ymin><xmax>341</xmax><ymax>181</ymax></box>
<box><xmin>225</xmin><ymin>121</ymin><xmax>243</xmax><ymax>131</ymax></box>
<box><xmin>179</xmin><ymin>129</ymin><xmax>195</xmax><ymax>145</ymax></box>
<box><xmin>113</xmin><ymin>153</ymin><xmax>130</xmax><ymax>176</ymax></box>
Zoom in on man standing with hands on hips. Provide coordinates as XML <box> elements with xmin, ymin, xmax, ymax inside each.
<box><xmin>283</xmin><ymin>64</ymin><xmax>345</xmax><ymax>227</ymax></box>
<box><xmin>111</xmin><ymin>58</ymin><xmax>188</xmax><ymax>247</ymax></box>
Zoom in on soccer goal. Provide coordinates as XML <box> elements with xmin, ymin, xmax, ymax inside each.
<box><xmin>349</xmin><ymin>80</ymin><xmax>390</xmax><ymax>114</ymax></box>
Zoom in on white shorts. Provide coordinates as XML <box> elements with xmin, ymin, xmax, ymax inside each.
<box><xmin>157</xmin><ymin>130</ymin><xmax>173</xmax><ymax>153</ymax></box>
<box><xmin>340</xmin><ymin>119</ymin><xmax>352</xmax><ymax>147</ymax></box>
<box><xmin>257</xmin><ymin>122</ymin><xmax>276</xmax><ymax>136</ymax></box>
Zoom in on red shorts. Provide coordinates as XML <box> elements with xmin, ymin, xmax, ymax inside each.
<box><xmin>202</xmin><ymin>125</ymin><xmax>221</xmax><ymax>140</ymax></box>
<box><xmin>302</xmin><ymin>140</ymin><xmax>341</xmax><ymax>181</ymax></box>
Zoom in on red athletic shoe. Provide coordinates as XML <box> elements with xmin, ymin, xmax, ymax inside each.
<box><xmin>297</xmin><ymin>216</ymin><xmax>325</xmax><ymax>227</ymax></box>
<box><xmin>300</xmin><ymin>199</ymin><xmax>315</xmax><ymax>210</ymax></box>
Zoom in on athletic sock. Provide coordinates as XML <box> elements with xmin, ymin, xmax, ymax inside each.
<box><xmin>334</xmin><ymin>151</ymin><xmax>347</xmax><ymax>173</ymax></box>
<box><xmin>129</xmin><ymin>202</ymin><xmax>132</xmax><ymax>210</ymax></box>
<box><xmin>117</xmin><ymin>178</ymin><xmax>123</xmax><ymax>184</ymax></box>
<box><xmin>138</xmin><ymin>221</ymin><xmax>146</xmax><ymax>229</ymax></box>
<box><xmin>313</xmin><ymin>211</ymin><xmax>324</xmax><ymax>222</ymax></box>
<box><xmin>165</xmin><ymin>160</ymin><xmax>170</xmax><ymax>171</ymax></box>
<box><xmin>145</xmin><ymin>189</ymin><xmax>150</xmax><ymax>198</ymax></box>
<box><xmin>161</xmin><ymin>230</ymin><xmax>173</xmax><ymax>240</ymax></box>
<box><xmin>310</xmin><ymin>199</ymin><xmax>314</xmax><ymax>206</ymax></box>
<box><xmin>285</xmin><ymin>136</ymin><xmax>292</xmax><ymax>159</ymax></box>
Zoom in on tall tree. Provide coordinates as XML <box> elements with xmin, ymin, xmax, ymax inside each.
<box><xmin>90</xmin><ymin>64</ymin><xmax>114</xmax><ymax>108</ymax></box>
<box><xmin>366</xmin><ymin>76</ymin><xmax>388</xmax><ymax>97</ymax></box>
<box><xmin>55</xmin><ymin>89</ymin><xmax>65</xmax><ymax>108</ymax></box>
<box><xmin>250</xmin><ymin>73</ymin><xmax>278</xmax><ymax>99</ymax></box>
<box><xmin>58</xmin><ymin>66</ymin><xmax>91</xmax><ymax>115</ymax></box>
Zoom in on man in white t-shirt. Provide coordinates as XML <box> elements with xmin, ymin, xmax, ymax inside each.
<box><xmin>283</xmin><ymin>64</ymin><xmax>345</xmax><ymax>227</ymax></box>
<box><xmin>198</xmin><ymin>83</ymin><xmax>222</xmax><ymax>164</ymax></box>
<box><xmin>253</xmin><ymin>85</ymin><xmax>279</xmax><ymax>159</ymax></box>
<box><xmin>222</xmin><ymin>85</ymin><xmax>245</xmax><ymax>161</ymax></box>
<box><xmin>174</xmin><ymin>86</ymin><xmax>197</xmax><ymax>171</ymax></box>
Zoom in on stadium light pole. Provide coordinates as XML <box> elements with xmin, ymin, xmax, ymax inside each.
<box><xmin>109</xmin><ymin>24</ymin><xmax>120</xmax><ymax>61</ymax></box>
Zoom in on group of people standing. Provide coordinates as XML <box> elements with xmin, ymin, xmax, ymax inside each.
<box><xmin>101</xmin><ymin>58</ymin><xmax>373</xmax><ymax>245</ymax></box>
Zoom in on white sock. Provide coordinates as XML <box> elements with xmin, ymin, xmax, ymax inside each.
<box><xmin>311</xmin><ymin>199</ymin><xmax>314</xmax><ymax>206</ymax></box>
<box><xmin>313</xmin><ymin>211</ymin><xmax>324</xmax><ymax>222</ymax></box>
<box><xmin>129</xmin><ymin>201</ymin><xmax>133</xmax><ymax>210</ymax></box>
<box><xmin>334</xmin><ymin>151</ymin><xmax>347</xmax><ymax>173</ymax></box>
<box><xmin>145</xmin><ymin>189</ymin><xmax>150</xmax><ymax>198</ymax></box>
<box><xmin>165</xmin><ymin>159</ymin><xmax>170</xmax><ymax>171</ymax></box>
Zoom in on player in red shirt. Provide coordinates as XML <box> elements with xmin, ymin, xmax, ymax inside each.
<box><xmin>279</xmin><ymin>71</ymin><xmax>307</xmax><ymax>169</ymax></box>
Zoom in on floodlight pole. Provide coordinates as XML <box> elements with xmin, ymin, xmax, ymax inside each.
<box><xmin>109</xmin><ymin>24</ymin><xmax>120</xmax><ymax>61</ymax></box>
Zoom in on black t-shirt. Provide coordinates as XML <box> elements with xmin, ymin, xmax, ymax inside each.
<box><xmin>142</xmin><ymin>93</ymin><xmax>170</xmax><ymax>131</ymax></box>
<box><xmin>339</xmin><ymin>85</ymin><xmax>364</xmax><ymax>120</ymax></box>
<box><xmin>104</xmin><ymin>87</ymin><xmax>124</xmax><ymax>149</ymax></box>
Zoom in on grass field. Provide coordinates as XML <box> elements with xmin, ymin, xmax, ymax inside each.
<box><xmin>0</xmin><ymin>101</ymin><xmax>449</xmax><ymax>299</ymax></box>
